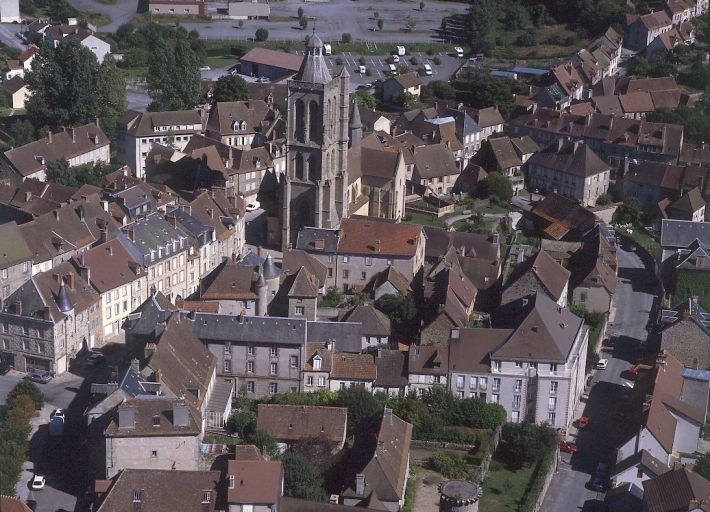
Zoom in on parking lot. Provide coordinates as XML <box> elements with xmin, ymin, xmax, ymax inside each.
<box><xmin>327</xmin><ymin>51</ymin><xmax>461</xmax><ymax>85</ymax></box>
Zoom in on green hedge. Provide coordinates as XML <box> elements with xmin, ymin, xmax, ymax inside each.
<box><xmin>0</xmin><ymin>382</ymin><xmax>41</xmax><ymax>495</ymax></box>
<box><xmin>674</xmin><ymin>270</ymin><xmax>710</xmax><ymax>310</ymax></box>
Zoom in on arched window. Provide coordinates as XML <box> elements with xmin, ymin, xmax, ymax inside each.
<box><xmin>294</xmin><ymin>100</ymin><xmax>305</xmax><ymax>142</ymax></box>
<box><xmin>295</xmin><ymin>153</ymin><xmax>304</xmax><ymax>180</ymax></box>
<box><xmin>308</xmin><ymin>101</ymin><xmax>319</xmax><ymax>143</ymax></box>
<box><xmin>326</xmin><ymin>99</ymin><xmax>332</xmax><ymax>137</ymax></box>
<box><xmin>308</xmin><ymin>154</ymin><xmax>320</xmax><ymax>182</ymax></box>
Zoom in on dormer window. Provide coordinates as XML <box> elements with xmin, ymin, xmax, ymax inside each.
<box><xmin>133</xmin><ymin>490</ymin><xmax>143</xmax><ymax>502</ymax></box>
<box><xmin>152</xmin><ymin>415</ymin><xmax>160</xmax><ymax>427</ymax></box>
<box><xmin>202</xmin><ymin>491</ymin><xmax>211</xmax><ymax>503</ymax></box>
<box><xmin>313</xmin><ymin>355</ymin><xmax>322</xmax><ymax>370</ymax></box>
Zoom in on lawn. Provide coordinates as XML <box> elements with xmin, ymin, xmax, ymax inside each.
<box><xmin>480</xmin><ymin>460</ymin><xmax>535</xmax><ymax>512</ymax></box>
<box><xmin>203</xmin><ymin>433</ymin><xmax>242</xmax><ymax>445</ymax></box>
<box><xmin>404</xmin><ymin>211</ymin><xmax>447</xmax><ymax>228</ymax></box>
<box><xmin>673</xmin><ymin>270</ymin><xmax>710</xmax><ymax>310</ymax></box>
<box><xmin>617</xmin><ymin>226</ymin><xmax>659</xmax><ymax>262</ymax></box>
<box><xmin>206</xmin><ymin>55</ymin><xmax>239</xmax><ymax>69</ymax></box>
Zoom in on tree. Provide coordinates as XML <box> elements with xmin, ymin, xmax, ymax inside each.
<box><xmin>297</xmin><ymin>6</ymin><xmax>304</xmax><ymax>18</ymax></box>
<box><xmin>282</xmin><ymin>452</ymin><xmax>328</xmax><ymax>501</ymax></box>
<box><xmin>255</xmin><ymin>27</ymin><xmax>269</xmax><ymax>41</ymax></box>
<box><xmin>147</xmin><ymin>34</ymin><xmax>201</xmax><ymax>111</ymax></box>
<box><xmin>95</xmin><ymin>55</ymin><xmax>127</xmax><ymax>143</ymax></box>
<box><xmin>337</xmin><ymin>386</ymin><xmax>381</xmax><ymax>435</ymax></box>
<box><xmin>213</xmin><ymin>74</ymin><xmax>249</xmax><ymax>103</ymax></box>
<box><xmin>7</xmin><ymin>380</ymin><xmax>43</xmax><ymax>410</ymax></box>
<box><xmin>455</xmin><ymin>70</ymin><xmax>519</xmax><ymax>118</ymax></box>
<box><xmin>341</xmin><ymin>32</ymin><xmax>352</xmax><ymax>43</ymax></box>
<box><xmin>419</xmin><ymin>1</ymin><xmax>425</xmax><ymax>10</ymax></box>
<box><xmin>353</xmin><ymin>90</ymin><xmax>376</xmax><ymax>109</ymax></box>
<box><xmin>596</xmin><ymin>192</ymin><xmax>612</xmax><ymax>205</ymax></box>
<box><xmin>377</xmin><ymin>18</ymin><xmax>384</xmax><ymax>30</ymax></box>
<box><xmin>299</xmin><ymin>16</ymin><xmax>308</xmax><ymax>30</ymax></box>
<box><xmin>500</xmin><ymin>423</ymin><xmax>557</xmax><ymax>468</ymax></box>
<box><xmin>613</xmin><ymin>197</ymin><xmax>644</xmax><ymax>225</ymax></box>
<box><xmin>26</xmin><ymin>39</ymin><xmax>98</xmax><ymax>128</ymax></box>
<box><xmin>422</xmin><ymin>81</ymin><xmax>456</xmax><ymax>101</ymax></box>
<box><xmin>7</xmin><ymin>119</ymin><xmax>37</xmax><ymax>147</ymax></box>
<box><xmin>466</xmin><ymin>0</ymin><xmax>500</xmax><ymax>52</ymax></box>
<box><xmin>695</xmin><ymin>452</ymin><xmax>710</xmax><ymax>480</ymax></box>
<box><xmin>481</xmin><ymin>171</ymin><xmax>513</xmax><ymax>201</ymax></box>
<box><xmin>319</xmin><ymin>286</ymin><xmax>343</xmax><ymax>307</ymax></box>
<box><xmin>226</xmin><ymin>409</ymin><xmax>257</xmax><ymax>437</ymax></box>
<box><xmin>404</xmin><ymin>15</ymin><xmax>416</xmax><ymax>31</ymax></box>
<box><xmin>45</xmin><ymin>158</ymin><xmax>77</xmax><ymax>187</ymax></box>
<box><xmin>173</xmin><ymin>37</ymin><xmax>202</xmax><ymax>110</ymax></box>
<box><xmin>248</xmin><ymin>429</ymin><xmax>278</xmax><ymax>458</ymax></box>
<box><xmin>375</xmin><ymin>294</ymin><xmax>417</xmax><ymax>340</ymax></box>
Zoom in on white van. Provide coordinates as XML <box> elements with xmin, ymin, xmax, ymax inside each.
<box><xmin>323</xmin><ymin>44</ymin><xmax>332</xmax><ymax>56</ymax></box>
<box><xmin>389</xmin><ymin>63</ymin><xmax>398</xmax><ymax>75</ymax></box>
<box><xmin>396</xmin><ymin>45</ymin><xmax>406</xmax><ymax>56</ymax></box>
<box><xmin>424</xmin><ymin>63</ymin><xmax>432</xmax><ymax>75</ymax></box>
<box><xmin>454</xmin><ymin>46</ymin><xmax>464</xmax><ymax>58</ymax></box>
<box><xmin>359</xmin><ymin>64</ymin><xmax>366</xmax><ymax>74</ymax></box>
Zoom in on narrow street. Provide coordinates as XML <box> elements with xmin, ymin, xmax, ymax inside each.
<box><xmin>541</xmin><ymin>245</ymin><xmax>657</xmax><ymax>512</ymax></box>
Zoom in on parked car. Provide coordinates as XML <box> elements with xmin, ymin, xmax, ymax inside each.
<box><xmin>87</xmin><ymin>353</ymin><xmax>105</xmax><ymax>367</ymax></box>
<box><xmin>51</xmin><ymin>408</ymin><xmax>65</xmax><ymax>421</ymax></box>
<box><xmin>453</xmin><ymin>46</ymin><xmax>464</xmax><ymax>57</ymax></box>
<box><xmin>49</xmin><ymin>415</ymin><xmax>64</xmax><ymax>437</ymax></box>
<box><xmin>245</xmin><ymin>200</ymin><xmax>261</xmax><ymax>212</ymax></box>
<box><xmin>199</xmin><ymin>65</ymin><xmax>211</xmax><ymax>71</ymax></box>
<box><xmin>257</xmin><ymin>76</ymin><xmax>270</xmax><ymax>82</ymax></box>
<box><xmin>559</xmin><ymin>440</ymin><xmax>578</xmax><ymax>453</ymax></box>
<box><xmin>24</xmin><ymin>371</ymin><xmax>52</xmax><ymax>384</ymax></box>
<box><xmin>585</xmin><ymin>375</ymin><xmax>594</xmax><ymax>388</ymax></box>
<box><xmin>391</xmin><ymin>54</ymin><xmax>400</xmax><ymax>63</ymax></box>
<box><xmin>596</xmin><ymin>358</ymin><xmax>609</xmax><ymax>370</ymax></box>
<box><xmin>423</xmin><ymin>63</ymin><xmax>432</xmax><ymax>75</ymax></box>
<box><xmin>575</xmin><ymin>416</ymin><xmax>590</xmax><ymax>429</ymax></box>
<box><xmin>31</xmin><ymin>475</ymin><xmax>45</xmax><ymax>490</ymax></box>
<box><xmin>590</xmin><ymin>463</ymin><xmax>608</xmax><ymax>491</ymax></box>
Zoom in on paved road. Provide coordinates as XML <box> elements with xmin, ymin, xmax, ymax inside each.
<box><xmin>541</xmin><ymin>245</ymin><xmax>657</xmax><ymax>512</ymax></box>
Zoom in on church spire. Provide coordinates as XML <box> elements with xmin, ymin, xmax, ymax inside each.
<box><xmin>349</xmin><ymin>100</ymin><xmax>362</xmax><ymax>149</ymax></box>
<box><xmin>295</xmin><ymin>30</ymin><xmax>332</xmax><ymax>84</ymax></box>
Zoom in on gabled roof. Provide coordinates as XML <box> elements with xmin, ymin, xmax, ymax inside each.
<box><xmin>660</xmin><ymin>220</ymin><xmax>710</xmax><ymax>248</ymax></box>
<box><xmin>282</xmin><ymin>249</ymin><xmax>327</xmax><ymax>288</ymax></box>
<box><xmin>0</xmin><ymin>222</ymin><xmax>32</xmax><ymax>269</ymax></box>
<box><xmin>489</xmin><ymin>136</ymin><xmax>523</xmax><ymax>170</ymax></box>
<box><xmin>118</xmin><ymin>109</ymin><xmax>202</xmax><ymax>138</ymax></box>
<box><xmin>201</xmin><ymin>260</ymin><xmax>258</xmax><ymax>301</ymax></box>
<box><xmin>305</xmin><ymin>342</ymin><xmax>333</xmax><ymax>371</ymax></box>
<box><xmin>256</xmin><ymin>404</ymin><xmax>347</xmax><ymax>444</ymax></box>
<box><xmin>306</xmin><ymin>321</ymin><xmax>362</xmax><ymax>353</ymax></box>
<box><xmin>448</xmin><ymin>327</ymin><xmax>513</xmax><ymax>373</ymax></box>
<box><xmin>341</xmin><ymin>304</ymin><xmax>391</xmax><ymax>337</ymax></box>
<box><xmin>206</xmin><ymin>100</ymin><xmax>278</xmax><ymax>136</ymax></box>
<box><xmin>122</xmin><ymin>292</ymin><xmax>177</xmax><ymax>339</ymax></box>
<box><xmin>96</xmin><ymin>469</ymin><xmax>221</xmax><ymax>512</ymax></box>
<box><xmin>408</xmin><ymin>344</ymin><xmax>448</xmax><ymax>375</ymax></box>
<box><xmin>337</xmin><ymin>217</ymin><xmax>423</xmax><ymax>258</ymax></box>
<box><xmin>331</xmin><ymin>352</ymin><xmax>376</xmax><ymax>381</ymax></box>
<box><xmin>642</xmin><ymin>467</ymin><xmax>710</xmax><ymax>512</ymax></box>
<box><xmin>373</xmin><ymin>265</ymin><xmax>412</xmax><ymax>296</ymax></box>
<box><xmin>668</xmin><ymin>188</ymin><xmax>705</xmax><ymax>216</ymax></box>
<box><xmin>570</xmin><ymin>224</ymin><xmax>618</xmax><ymax>294</ymax></box>
<box><xmin>492</xmin><ymin>292</ymin><xmax>583</xmax><ymax>362</ymax></box>
<box><xmin>240</xmin><ymin>47</ymin><xmax>303</xmax><ymax>72</ymax></box>
<box><xmin>530</xmin><ymin>193</ymin><xmax>597</xmax><ymax>241</ymax></box>
<box><xmin>389</xmin><ymin>72</ymin><xmax>421</xmax><ymax>90</ymax></box>
<box><xmin>611</xmin><ymin>449</ymin><xmax>669</xmax><ymax>479</ymax></box>
<box><xmin>412</xmin><ymin>143</ymin><xmax>459</xmax><ymax>180</ymax></box>
<box><xmin>528</xmin><ymin>140</ymin><xmax>609</xmax><ymax>178</ymax></box>
<box><xmin>284</xmin><ymin>266</ymin><xmax>318</xmax><ymax>298</ymax></box>
<box><xmin>147</xmin><ymin>315</ymin><xmax>217</xmax><ymax>408</ymax></box>
<box><xmin>190</xmin><ymin>313</ymin><xmax>307</xmax><ymax>346</ymax></box>
<box><xmin>105</xmin><ymin>397</ymin><xmax>201</xmax><ymax>437</ymax></box>
<box><xmin>76</xmin><ymin>238</ymin><xmax>144</xmax><ymax>294</ymax></box>
<box><xmin>503</xmin><ymin>248</ymin><xmax>570</xmax><ymax>302</ymax></box>
<box><xmin>0</xmin><ymin>495</ymin><xmax>32</xmax><ymax>512</ymax></box>
<box><xmin>374</xmin><ymin>349</ymin><xmax>408</xmax><ymax>387</ymax></box>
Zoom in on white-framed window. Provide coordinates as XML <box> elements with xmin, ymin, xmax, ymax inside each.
<box><xmin>106</xmin><ymin>307</ymin><xmax>112</xmax><ymax>319</ymax></box>
<box><xmin>269</xmin><ymin>383</ymin><xmax>278</xmax><ymax>394</ymax></box>
<box><xmin>550</xmin><ymin>363</ymin><xmax>558</xmax><ymax>374</ymax></box>
<box><xmin>306</xmin><ymin>376</ymin><xmax>314</xmax><ymax>386</ymax></box>
<box><xmin>493</xmin><ymin>361</ymin><xmax>501</xmax><ymax>372</ymax></box>
<box><xmin>456</xmin><ymin>375</ymin><xmax>464</xmax><ymax>389</ymax></box>
<box><xmin>229</xmin><ymin>475</ymin><xmax>235</xmax><ymax>489</ymax></box>
<box><xmin>492</xmin><ymin>378</ymin><xmax>501</xmax><ymax>392</ymax></box>
<box><xmin>343</xmin><ymin>256</ymin><xmax>350</xmax><ymax>263</ymax></box>
<box><xmin>313</xmin><ymin>356</ymin><xmax>322</xmax><ymax>370</ymax></box>
<box><xmin>290</xmin><ymin>355</ymin><xmax>298</xmax><ymax>368</ymax></box>
<box><xmin>548</xmin><ymin>412</ymin><xmax>556</xmax><ymax>424</ymax></box>
<box><xmin>224</xmin><ymin>342</ymin><xmax>231</xmax><ymax>354</ymax></box>
<box><xmin>318</xmin><ymin>376</ymin><xmax>325</xmax><ymax>387</ymax></box>
<box><xmin>247</xmin><ymin>361</ymin><xmax>254</xmax><ymax>373</ymax></box>
<box><xmin>514</xmin><ymin>379</ymin><xmax>522</xmax><ymax>392</ymax></box>
<box><xmin>469</xmin><ymin>376</ymin><xmax>477</xmax><ymax>389</ymax></box>
<box><xmin>550</xmin><ymin>381</ymin><xmax>558</xmax><ymax>395</ymax></box>
<box><xmin>365</xmin><ymin>256</ymin><xmax>373</xmax><ymax>266</ymax></box>
<box><xmin>511</xmin><ymin>410</ymin><xmax>520</xmax><ymax>423</ymax></box>
<box><xmin>548</xmin><ymin>397</ymin><xmax>557</xmax><ymax>411</ymax></box>
<box><xmin>247</xmin><ymin>343</ymin><xmax>254</xmax><ymax>355</ymax></box>
<box><xmin>270</xmin><ymin>362</ymin><xmax>278</xmax><ymax>374</ymax></box>
<box><xmin>247</xmin><ymin>381</ymin><xmax>255</xmax><ymax>393</ymax></box>
<box><xmin>515</xmin><ymin>361</ymin><xmax>523</xmax><ymax>368</ymax></box>
<box><xmin>491</xmin><ymin>394</ymin><xmax>499</xmax><ymax>404</ymax></box>
<box><xmin>295</xmin><ymin>306</ymin><xmax>304</xmax><ymax>316</ymax></box>
<box><xmin>271</xmin><ymin>345</ymin><xmax>278</xmax><ymax>357</ymax></box>
<box><xmin>224</xmin><ymin>360</ymin><xmax>231</xmax><ymax>373</ymax></box>
<box><xmin>513</xmin><ymin>395</ymin><xmax>521</xmax><ymax>409</ymax></box>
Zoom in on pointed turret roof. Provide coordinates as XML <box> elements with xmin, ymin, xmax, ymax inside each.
<box><xmin>295</xmin><ymin>30</ymin><xmax>332</xmax><ymax>84</ymax></box>
<box><xmin>57</xmin><ymin>278</ymin><xmax>74</xmax><ymax>312</ymax></box>
<box><xmin>349</xmin><ymin>100</ymin><xmax>362</xmax><ymax>129</ymax></box>
<box><xmin>263</xmin><ymin>253</ymin><xmax>280</xmax><ymax>279</ymax></box>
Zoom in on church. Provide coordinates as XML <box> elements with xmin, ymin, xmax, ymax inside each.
<box><xmin>280</xmin><ymin>32</ymin><xmax>407</xmax><ymax>250</ymax></box>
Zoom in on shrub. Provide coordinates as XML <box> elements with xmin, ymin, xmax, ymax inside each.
<box><xmin>7</xmin><ymin>380</ymin><xmax>43</xmax><ymax>410</ymax></box>
<box><xmin>319</xmin><ymin>286</ymin><xmax>342</xmax><ymax>307</ymax></box>
<box><xmin>516</xmin><ymin>32</ymin><xmax>536</xmax><ymax>46</ymax></box>
<box><xmin>255</xmin><ymin>27</ymin><xmax>269</xmax><ymax>42</ymax></box>
<box><xmin>596</xmin><ymin>192</ymin><xmax>612</xmax><ymax>205</ymax></box>
<box><xmin>341</xmin><ymin>32</ymin><xmax>352</xmax><ymax>43</ymax></box>
<box><xmin>433</xmin><ymin>55</ymin><xmax>442</xmax><ymax>65</ymax></box>
<box><xmin>430</xmin><ymin>452</ymin><xmax>468</xmax><ymax>479</ymax></box>
<box><xmin>359</xmin><ymin>56</ymin><xmax>366</xmax><ymax>65</ymax></box>
<box><xmin>410</xmin><ymin>56</ymin><xmax>418</xmax><ymax>65</ymax></box>
<box><xmin>226</xmin><ymin>409</ymin><xmax>257</xmax><ymax>437</ymax></box>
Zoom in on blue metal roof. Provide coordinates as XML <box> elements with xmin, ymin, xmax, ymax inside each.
<box><xmin>511</xmin><ymin>66</ymin><xmax>548</xmax><ymax>76</ymax></box>
<box><xmin>682</xmin><ymin>368</ymin><xmax>710</xmax><ymax>381</ymax></box>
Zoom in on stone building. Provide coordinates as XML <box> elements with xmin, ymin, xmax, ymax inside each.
<box><xmin>0</xmin><ymin>222</ymin><xmax>32</xmax><ymax>300</ymax></box>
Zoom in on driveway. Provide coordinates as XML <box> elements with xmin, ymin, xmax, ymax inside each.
<box><xmin>541</xmin><ymin>245</ymin><xmax>657</xmax><ymax>512</ymax></box>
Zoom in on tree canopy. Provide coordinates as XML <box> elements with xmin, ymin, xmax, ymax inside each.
<box><xmin>612</xmin><ymin>197</ymin><xmax>644</xmax><ymax>225</ymax></box>
<box><xmin>481</xmin><ymin>171</ymin><xmax>513</xmax><ymax>201</ymax></box>
<box><xmin>95</xmin><ymin>55</ymin><xmax>127</xmax><ymax>142</ymax></box>
<box><xmin>282</xmin><ymin>452</ymin><xmax>329</xmax><ymax>502</ymax></box>
<box><xmin>212</xmin><ymin>74</ymin><xmax>250</xmax><ymax>103</ymax></box>
<box><xmin>147</xmin><ymin>33</ymin><xmax>201</xmax><ymax>111</ymax></box>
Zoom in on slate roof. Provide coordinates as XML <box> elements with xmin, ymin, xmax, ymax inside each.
<box><xmin>122</xmin><ymin>212</ymin><xmax>188</xmax><ymax>265</ymax></box>
<box><xmin>570</xmin><ymin>224</ymin><xmax>618</xmax><ymax>294</ymax></box>
<box><xmin>190</xmin><ymin>313</ymin><xmax>307</xmax><ymax>346</ymax></box>
<box><xmin>660</xmin><ymin>219</ymin><xmax>710</xmax><ymax>248</ymax></box>
<box><xmin>408</xmin><ymin>344</ymin><xmax>448</xmax><ymax>376</ymax></box>
<box><xmin>294</xmin><ymin>34</ymin><xmax>331</xmax><ymax>84</ymax></box>
<box><xmin>118</xmin><ymin>110</ymin><xmax>202</xmax><ymax>138</ymax></box>
<box><xmin>503</xmin><ymin>248</ymin><xmax>570</xmax><ymax>302</ymax></box>
<box><xmin>201</xmin><ymin>261</ymin><xmax>258</xmax><ymax>301</ymax></box>
<box><xmin>96</xmin><ymin>469</ymin><xmax>222</xmax><ymax>512</ymax></box>
<box><xmin>296</xmin><ymin>227</ymin><xmax>340</xmax><ymax>253</ymax></box>
<box><xmin>282</xmin><ymin>249</ymin><xmax>327</xmax><ymax>288</ymax></box>
<box><xmin>206</xmin><ymin>100</ymin><xmax>278</xmax><ymax>136</ymax></box>
<box><xmin>642</xmin><ymin>467</ymin><xmax>710</xmax><ymax>512</ymax></box>
<box><xmin>122</xmin><ymin>292</ymin><xmax>177</xmax><ymax>339</ymax></box>
<box><xmin>341</xmin><ymin>304</ymin><xmax>391</xmax><ymax>337</ymax></box>
<box><xmin>412</xmin><ymin>143</ymin><xmax>459</xmax><ymax>179</ymax></box>
<box><xmin>256</xmin><ymin>404</ymin><xmax>347</xmax><ymax>444</ymax></box>
<box><xmin>331</xmin><ymin>352</ymin><xmax>376</xmax><ymax>381</ymax></box>
<box><xmin>492</xmin><ymin>292</ymin><xmax>583</xmax><ymax>362</ymax></box>
<box><xmin>306</xmin><ymin>321</ymin><xmax>362</xmax><ymax>353</ymax></box>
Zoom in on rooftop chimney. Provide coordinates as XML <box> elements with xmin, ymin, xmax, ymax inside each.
<box><xmin>172</xmin><ymin>401</ymin><xmax>189</xmax><ymax>427</ymax></box>
<box><xmin>47</xmin><ymin>131</ymin><xmax>52</xmax><ymax>144</ymax></box>
<box><xmin>355</xmin><ymin>474</ymin><xmax>365</xmax><ymax>496</ymax></box>
<box><xmin>71</xmin><ymin>128</ymin><xmax>76</xmax><ymax>143</ymax></box>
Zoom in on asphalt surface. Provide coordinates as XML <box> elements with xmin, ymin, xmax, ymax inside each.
<box><xmin>541</xmin><ymin>245</ymin><xmax>657</xmax><ymax>512</ymax></box>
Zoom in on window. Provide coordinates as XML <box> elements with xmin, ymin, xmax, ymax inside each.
<box><xmin>342</xmin><ymin>269</ymin><xmax>350</xmax><ymax>279</ymax></box>
<box><xmin>313</xmin><ymin>356</ymin><xmax>322</xmax><ymax>370</ymax></box>
<box><xmin>106</xmin><ymin>306</ymin><xmax>112</xmax><ymax>319</ymax></box>
<box><xmin>270</xmin><ymin>362</ymin><xmax>278</xmax><ymax>374</ymax></box>
<box><xmin>548</xmin><ymin>397</ymin><xmax>557</xmax><ymax>411</ymax></box>
<box><xmin>202</xmin><ymin>491</ymin><xmax>211</xmax><ymax>504</ymax></box>
<box><xmin>361</xmin><ymin>272</ymin><xmax>366</xmax><ymax>281</ymax></box>
<box><xmin>492</xmin><ymin>378</ymin><xmax>501</xmax><ymax>392</ymax></box>
<box><xmin>229</xmin><ymin>475</ymin><xmax>235</xmax><ymax>489</ymax></box>
<box><xmin>491</xmin><ymin>394</ymin><xmax>499</xmax><ymax>404</ymax></box>
<box><xmin>23</xmin><ymin>339</ymin><xmax>29</xmax><ymax>352</ymax></box>
<box><xmin>271</xmin><ymin>345</ymin><xmax>278</xmax><ymax>357</ymax></box>
<box><xmin>515</xmin><ymin>361</ymin><xmax>523</xmax><ymax>368</ymax></box>
<box><xmin>152</xmin><ymin>415</ymin><xmax>160</xmax><ymax>427</ymax></box>
<box><xmin>269</xmin><ymin>383</ymin><xmax>278</xmax><ymax>394</ymax></box>
<box><xmin>550</xmin><ymin>363</ymin><xmax>558</xmax><ymax>373</ymax></box>
<box><xmin>318</xmin><ymin>376</ymin><xmax>325</xmax><ymax>387</ymax></box>
<box><xmin>290</xmin><ymin>355</ymin><xmax>298</xmax><ymax>368</ymax></box>
<box><xmin>548</xmin><ymin>412</ymin><xmax>556</xmax><ymax>424</ymax></box>
<box><xmin>479</xmin><ymin>377</ymin><xmax>488</xmax><ymax>390</ymax></box>
<box><xmin>513</xmin><ymin>395</ymin><xmax>521</xmax><ymax>409</ymax></box>
<box><xmin>365</xmin><ymin>256</ymin><xmax>373</xmax><ymax>266</ymax></box>
<box><xmin>456</xmin><ymin>375</ymin><xmax>464</xmax><ymax>389</ymax></box>
<box><xmin>224</xmin><ymin>360</ymin><xmax>231</xmax><ymax>373</ymax></box>
<box><xmin>492</xmin><ymin>361</ymin><xmax>501</xmax><ymax>372</ymax></box>
<box><xmin>306</xmin><ymin>376</ymin><xmax>314</xmax><ymax>386</ymax></box>
<box><xmin>328</xmin><ymin>268</ymin><xmax>333</xmax><ymax>278</ymax></box>
<box><xmin>151</xmin><ymin>450</ymin><xmax>158</xmax><ymax>458</ymax></box>
<box><xmin>123</xmin><ymin>301</ymin><xmax>128</xmax><ymax>312</ymax></box>
<box><xmin>469</xmin><ymin>376</ymin><xmax>477</xmax><ymax>389</ymax></box>
<box><xmin>247</xmin><ymin>361</ymin><xmax>254</xmax><ymax>373</ymax></box>
<box><xmin>247</xmin><ymin>343</ymin><xmax>255</xmax><ymax>356</ymax></box>
<box><xmin>580</xmin><ymin>291</ymin><xmax>587</xmax><ymax>302</ymax></box>
<box><xmin>550</xmin><ymin>381</ymin><xmax>558</xmax><ymax>395</ymax></box>
<box><xmin>343</xmin><ymin>256</ymin><xmax>350</xmax><ymax>263</ymax></box>
<box><xmin>514</xmin><ymin>379</ymin><xmax>522</xmax><ymax>392</ymax></box>
<box><xmin>295</xmin><ymin>306</ymin><xmax>305</xmax><ymax>316</ymax></box>
<box><xmin>133</xmin><ymin>490</ymin><xmax>142</xmax><ymax>503</ymax></box>
<box><xmin>224</xmin><ymin>342</ymin><xmax>231</xmax><ymax>355</ymax></box>
<box><xmin>340</xmin><ymin>382</ymin><xmax>345</xmax><ymax>390</ymax></box>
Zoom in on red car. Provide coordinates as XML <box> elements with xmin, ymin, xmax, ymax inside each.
<box><xmin>559</xmin><ymin>440</ymin><xmax>578</xmax><ymax>453</ymax></box>
<box><xmin>575</xmin><ymin>416</ymin><xmax>590</xmax><ymax>429</ymax></box>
